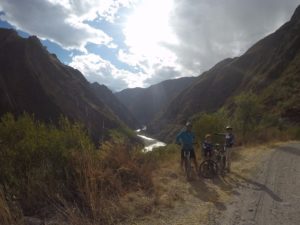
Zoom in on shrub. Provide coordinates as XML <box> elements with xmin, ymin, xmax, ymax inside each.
<box><xmin>193</xmin><ymin>111</ymin><xmax>228</xmax><ymax>144</ymax></box>
<box><xmin>0</xmin><ymin>113</ymin><xmax>155</xmax><ymax>225</ymax></box>
<box><xmin>233</xmin><ymin>92</ymin><xmax>262</xmax><ymax>138</ymax></box>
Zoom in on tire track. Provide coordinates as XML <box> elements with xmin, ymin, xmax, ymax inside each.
<box><xmin>214</xmin><ymin>142</ymin><xmax>300</xmax><ymax>225</ymax></box>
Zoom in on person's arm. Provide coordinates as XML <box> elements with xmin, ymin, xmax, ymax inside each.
<box><xmin>176</xmin><ymin>132</ymin><xmax>182</xmax><ymax>145</ymax></box>
<box><xmin>231</xmin><ymin>134</ymin><xmax>235</xmax><ymax>145</ymax></box>
<box><xmin>192</xmin><ymin>133</ymin><xmax>197</xmax><ymax>145</ymax></box>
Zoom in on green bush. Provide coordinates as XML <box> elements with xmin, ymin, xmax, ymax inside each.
<box><xmin>233</xmin><ymin>92</ymin><xmax>262</xmax><ymax>138</ymax></box>
<box><xmin>0</xmin><ymin>113</ymin><xmax>155</xmax><ymax>225</ymax></box>
<box><xmin>193</xmin><ymin>111</ymin><xmax>228</xmax><ymax>144</ymax></box>
<box><xmin>0</xmin><ymin>113</ymin><xmax>93</xmax><ymax>214</ymax></box>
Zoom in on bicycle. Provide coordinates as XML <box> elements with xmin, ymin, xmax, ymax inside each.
<box><xmin>215</xmin><ymin>143</ymin><xmax>227</xmax><ymax>175</ymax></box>
<box><xmin>199</xmin><ymin>150</ymin><xmax>218</xmax><ymax>179</ymax></box>
<box><xmin>183</xmin><ymin>150</ymin><xmax>192</xmax><ymax>180</ymax></box>
<box><xmin>214</xmin><ymin>131</ymin><xmax>234</xmax><ymax>173</ymax></box>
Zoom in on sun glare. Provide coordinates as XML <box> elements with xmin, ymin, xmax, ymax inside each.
<box><xmin>124</xmin><ymin>0</ymin><xmax>178</xmax><ymax>58</ymax></box>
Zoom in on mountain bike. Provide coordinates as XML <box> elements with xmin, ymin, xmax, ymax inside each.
<box><xmin>214</xmin><ymin>132</ymin><xmax>234</xmax><ymax>173</ymax></box>
<box><xmin>215</xmin><ymin>143</ymin><xmax>227</xmax><ymax>175</ymax></box>
<box><xmin>199</xmin><ymin>150</ymin><xmax>218</xmax><ymax>179</ymax></box>
<box><xmin>183</xmin><ymin>150</ymin><xmax>192</xmax><ymax>180</ymax></box>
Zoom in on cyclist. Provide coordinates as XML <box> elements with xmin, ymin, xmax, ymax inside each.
<box><xmin>215</xmin><ymin>126</ymin><xmax>235</xmax><ymax>172</ymax></box>
<box><xmin>176</xmin><ymin>122</ymin><xmax>198</xmax><ymax>171</ymax></box>
<box><xmin>202</xmin><ymin>134</ymin><xmax>214</xmax><ymax>159</ymax></box>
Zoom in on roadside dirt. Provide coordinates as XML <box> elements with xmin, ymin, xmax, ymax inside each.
<box><xmin>211</xmin><ymin>142</ymin><xmax>300</xmax><ymax>225</ymax></box>
<box><xmin>122</xmin><ymin>142</ymin><xmax>300</xmax><ymax>225</ymax></box>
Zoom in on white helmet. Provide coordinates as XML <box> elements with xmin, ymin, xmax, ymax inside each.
<box><xmin>226</xmin><ymin>126</ymin><xmax>233</xmax><ymax>130</ymax></box>
<box><xmin>186</xmin><ymin>121</ymin><xmax>192</xmax><ymax>127</ymax></box>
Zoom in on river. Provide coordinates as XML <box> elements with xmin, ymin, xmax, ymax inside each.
<box><xmin>136</xmin><ymin>128</ymin><xmax>166</xmax><ymax>152</ymax></box>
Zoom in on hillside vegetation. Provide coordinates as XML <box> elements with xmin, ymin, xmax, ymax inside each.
<box><xmin>0</xmin><ymin>113</ymin><xmax>154</xmax><ymax>225</ymax></box>
<box><xmin>1</xmin><ymin>4</ymin><xmax>300</xmax><ymax>225</ymax></box>
<box><xmin>0</xmin><ymin>110</ymin><xmax>298</xmax><ymax>225</ymax></box>
<box><xmin>149</xmin><ymin>5</ymin><xmax>300</xmax><ymax>141</ymax></box>
<box><xmin>0</xmin><ymin>28</ymin><xmax>136</xmax><ymax>143</ymax></box>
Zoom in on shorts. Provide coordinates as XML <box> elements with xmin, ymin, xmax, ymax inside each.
<box><xmin>181</xmin><ymin>148</ymin><xmax>196</xmax><ymax>160</ymax></box>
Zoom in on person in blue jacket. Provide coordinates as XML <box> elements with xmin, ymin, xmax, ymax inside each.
<box><xmin>176</xmin><ymin>122</ymin><xmax>198</xmax><ymax>170</ymax></box>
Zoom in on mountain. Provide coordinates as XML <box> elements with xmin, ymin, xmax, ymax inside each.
<box><xmin>150</xmin><ymin>5</ymin><xmax>300</xmax><ymax>141</ymax></box>
<box><xmin>90</xmin><ymin>82</ymin><xmax>139</xmax><ymax>129</ymax></box>
<box><xmin>0</xmin><ymin>28</ymin><xmax>130</xmax><ymax>143</ymax></box>
<box><xmin>115</xmin><ymin>76</ymin><xmax>197</xmax><ymax>125</ymax></box>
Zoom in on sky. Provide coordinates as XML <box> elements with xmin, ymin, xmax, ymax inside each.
<box><xmin>0</xmin><ymin>0</ymin><xmax>299</xmax><ymax>92</ymax></box>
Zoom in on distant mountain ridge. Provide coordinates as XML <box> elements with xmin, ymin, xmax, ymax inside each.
<box><xmin>115</xmin><ymin>76</ymin><xmax>197</xmax><ymax>125</ymax></box>
<box><xmin>149</xmin><ymin>5</ymin><xmax>300</xmax><ymax>141</ymax></box>
<box><xmin>0</xmin><ymin>28</ymin><xmax>136</xmax><ymax>142</ymax></box>
<box><xmin>90</xmin><ymin>82</ymin><xmax>139</xmax><ymax>129</ymax></box>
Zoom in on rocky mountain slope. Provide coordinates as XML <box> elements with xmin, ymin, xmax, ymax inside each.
<box><xmin>0</xmin><ymin>28</ymin><xmax>133</xmax><ymax>142</ymax></box>
<box><xmin>150</xmin><ymin>5</ymin><xmax>300</xmax><ymax>141</ymax></box>
<box><xmin>90</xmin><ymin>82</ymin><xmax>139</xmax><ymax>129</ymax></box>
<box><xmin>115</xmin><ymin>77</ymin><xmax>197</xmax><ymax>125</ymax></box>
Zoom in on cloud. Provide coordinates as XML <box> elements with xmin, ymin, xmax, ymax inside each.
<box><xmin>1</xmin><ymin>0</ymin><xmax>299</xmax><ymax>90</ymax></box>
<box><xmin>117</xmin><ymin>47</ymin><xmax>183</xmax><ymax>88</ymax></box>
<box><xmin>0</xmin><ymin>0</ymin><xmax>135</xmax><ymax>51</ymax></box>
<box><xmin>168</xmin><ymin>0</ymin><xmax>300</xmax><ymax>74</ymax></box>
<box><xmin>118</xmin><ymin>0</ymin><xmax>300</xmax><ymax>88</ymax></box>
<box><xmin>117</xmin><ymin>0</ymin><xmax>183</xmax><ymax>86</ymax></box>
<box><xmin>69</xmin><ymin>53</ymin><xmax>148</xmax><ymax>91</ymax></box>
<box><xmin>144</xmin><ymin>66</ymin><xmax>181</xmax><ymax>86</ymax></box>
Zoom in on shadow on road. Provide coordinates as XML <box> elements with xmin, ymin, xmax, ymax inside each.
<box><xmin>212</xmin><ymin>175</ymin><xmax>236</xmax><ymax>193</ymax></box>
<box><xmin>186</xmin><ymin>163</ymin><xmax>282</xmax><ymax>212</ymax></box>
<box><xmin>230</xmin><ymin>172</ymin><xmax>283</xmax><ymax>202</ymax></box>
<box><xmin>188</xmin><ymin>177</ymin><xmax>227</xmax><ymax>211</ymax></box>
<box><xmin>278</xmin><ymin>146</ymin><xmax>300</xmax><ymax>157</ymax></box>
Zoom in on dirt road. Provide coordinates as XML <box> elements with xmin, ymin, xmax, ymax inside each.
<box><xmin>211</xmin><ymin>142</ymin><xmax>300</xmax><ymax>225</ymax></box>
<box><xmin>122</xmin><ymin>142</ymin><xmax>300</xmax><ymax>225</ymax></box>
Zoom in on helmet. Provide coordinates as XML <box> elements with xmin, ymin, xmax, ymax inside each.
<box><xmin>185</xmin><ymin>121</ymin><xmax>192</xmax><ymax>127</ymax></box>
<box><xmin>205</xmin><ymin>134</ymin><xmax>211</xmax><ymax>139</ymax></box>
<box><xmin>226</xmin><ymin>126</ymin><xmax>233</xmax><ymax>130</ymax></box>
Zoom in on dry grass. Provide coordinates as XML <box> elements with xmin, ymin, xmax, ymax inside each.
<box><xmin>1</xmin><ymin>114</ymin><xmax>296</xmax><ymax>224</ymax></box>
<box><xmin>120</xmin><ymin>142</ymin><xmax>282</xmax><ymax>225</ymax></box>
<box><xmin>0</xmin><ymin>114</ymin><xmax>158</xmax><ymax>225</ymax></box>
<box><xmin>0</xmin><ymin>142</ymin><xmax>157</xmax><ymax>225</ymax></box>
<box><xmin>0</xmin><ymin>191</ymin><xmax>17</xmax><ymax>225</ymax></box>
<box><xmin>51</xmin><ymin>143</ymin><xmax>157</xmax><ymax>225</ymax></box>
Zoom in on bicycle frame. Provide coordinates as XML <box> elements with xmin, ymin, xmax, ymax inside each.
<box><xmin>215</xmin><ymin>144</ymin><xmax>227</xmax><ymax>173</ymax></box>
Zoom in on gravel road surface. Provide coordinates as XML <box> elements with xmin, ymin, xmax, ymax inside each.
<box><xmin>212</xmin><ymin>142</ymin><xmax>300</xmax><ymax>225</ymax></box>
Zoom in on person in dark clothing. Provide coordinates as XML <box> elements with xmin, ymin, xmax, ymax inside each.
<box><xmin>176</xmin><ymin>122</ymin><xmax>198</xmax><ymax>170</ymax></box>
<box><xmin>202</xmin><ymin>134</ymin><xmax>214</xmax><ymax>159</ymax></box>
<box><xmin>215</xmin><ymin>126</ymin><xmax>235</xmax><ymax>172</ymax></box>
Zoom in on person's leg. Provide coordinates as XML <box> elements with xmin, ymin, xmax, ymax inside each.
<box><xmin>191</xmin><ymin>150</ymin><xmax>198</xmax><ymax>170</ymax></box>
<box><xmin>181</xmin><ymin>149</ymin><xmax>184</xmax><ymax>169</ymax></box>
<box><xmin>227</xmin><ymin>147</ymin><xmax>232</xmax><ymax>172</ymax></box>
<box><xmin>208</xmin><ymin>150</ymin><xmax>213</xmax><ymax>159</ymax></box>
<box><xmin>204</xmin><ymin>150</ymin><xmax>207</xmax><ymax>158</ymax></box>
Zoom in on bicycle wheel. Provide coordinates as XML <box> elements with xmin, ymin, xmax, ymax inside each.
<box><xmin>199</xmin><ymin>160</ymin><xmax>217</xmax><ymax>179</ymax></box>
